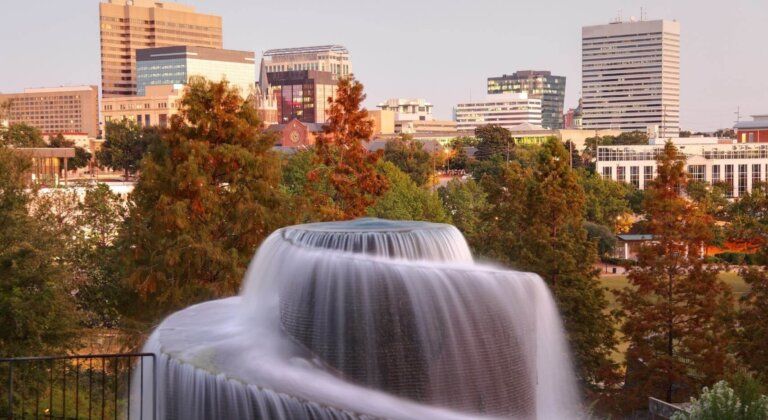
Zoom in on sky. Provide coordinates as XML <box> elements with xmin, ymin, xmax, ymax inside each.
<box><xmin>1</xmin><ymin>0</ymin><xmax>766</xmax><ymax>131</ymax></box>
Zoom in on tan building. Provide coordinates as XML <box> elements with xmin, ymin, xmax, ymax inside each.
<box><xmin>99</xmin><ymin>0</ymin><xmax>222</xmax><ymax>97</ymax></box>
<box><xmin>102</xmin><ymin>84</ymin><xmax>184</xmax><ymax>130</ymax></box>
<box><xmin>368</xmin><ymin>110</ymin><xmax>395</xmax><ymax>136</ymax></box>
<box><xmin>0</xmin><ymin>86</ymin><xmax>99</xmax><ymax>137</ymax></box>
<box><xmin>397</xmin><ymin>120</ymin><xmax>457</xmax><ymax>135</ymax></box>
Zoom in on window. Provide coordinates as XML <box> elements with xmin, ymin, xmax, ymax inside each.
<box><xmin>688</xmin><ymin>165</ymin><xmax>706</xmax><ymax>183</ymax></box>
<box><xmin>753</xmin><ymin>164</ymin><xmax>762</xmax><ymax>187</ymax></box>
<box><xmin>601</xmin><ymin>166</ymin><xmax>612</xmax><ymax>180</ymax></box>
<box><xmin>630</xmin><ymin>166</ymin><xmax>640</xmax><ymax>188</ymax></box>
<box><xmin>644</xmin><ymin>166</ymin><xmax>654</xmax><ymax>185</ymax></box>
<box><xmin>616</xmin><ymin>166</ymin><xmax>625</xmax><ymax>183</ymax></box>
<box><xmin>739</xmin><ymin>164</ymin><xmax>748</xmax><ymax>195</ymax></box>
<box><xmin>712</xmin><ymin>165</ymin><xmax>721</xmax><ymax>184</ymax></box>
<box><xmin>725</xmin><ymin>165</ymin><xmax>734</xmax><ymax>197</ymax></box>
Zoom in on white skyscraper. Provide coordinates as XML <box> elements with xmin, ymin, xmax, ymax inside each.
<box><xmin>582</xmin><ymin>19</ymin><xmax>680</xmax><ymax>137</ymax></box>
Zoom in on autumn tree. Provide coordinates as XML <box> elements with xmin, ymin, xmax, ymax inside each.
<box><xmin>309</xmin><ymin>76</ymin><xmax>388</xmax><ymax>220</ymax></box>
<box><xmin>475</xmin><ymin>138</ymin><xmax>619</xmax><ymax>403</ymax></box>
<box><xmin>616</xmin><ymin>141</ymin><xmax>734</xmax><ymax>409</ymax></box>
<box><xmin>474</xmin><ymin>124</ymin><xmax>513</xmax><ymax>161</ymax></box>
<box><xmin>735</xmin><ymin>268</ymin><xmax>768</xmax><ymax>383</ymax></box>
<box><xmin>122</xmin><ymin>77</ymin><xmax>289</xmax><ymax>320</ymax></box>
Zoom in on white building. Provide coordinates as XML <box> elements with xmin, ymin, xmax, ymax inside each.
<box><xmin>582</xmin><ymin>19</ymin><xmax>680</xmax><ymax>137</ymax></box>
<box><xmin>453</xmin><ymin>93</ymin><xmax>542</xmax><ymax>132</ymax></box>
<box><xmin>261</xmin><ymin>45</ymin><xmax>351</xmax><ymax>78</ymax></box>
<box><xmin>596</xmin><ymin>138</ymin><xmax>768</xmax><ymax>198</ymax></box>
<box><xmin>376</xmin><ymin>98</ymin><xmax>434</xmax><ymax>122</ymax></box>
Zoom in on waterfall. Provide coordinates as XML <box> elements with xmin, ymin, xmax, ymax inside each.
<box><xmin>136</xmin><ymin>218</ymin><xmax>581</xmax><ymax>419</ymax></box>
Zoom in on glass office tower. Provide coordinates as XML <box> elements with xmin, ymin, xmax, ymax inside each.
<box><xmin>487</xmin><ymin>71</ymin><xmax>566</xmax><ymax>129</ymax></box>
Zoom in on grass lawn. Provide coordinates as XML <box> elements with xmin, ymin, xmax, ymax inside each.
<box><xmin>599</xmin><ymin>271</ymin><xmax>749</xmax><ymax>364</ymax></box>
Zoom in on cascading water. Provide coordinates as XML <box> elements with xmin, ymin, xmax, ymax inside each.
<box><xmin>135</xmin><ymin>218</ymin><xmax>581</xmax><ymax>419</ymax></box>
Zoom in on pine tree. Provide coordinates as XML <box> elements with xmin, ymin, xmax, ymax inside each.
<box><xmin>736</xmin><ymin>267</ymin><xmax>768</xmax><ymax>383</ymax></box>
<box><xmin>475</xmin><ymin>138</ymin><xmax>620</xmax><ymax>403</ymax></box>
<box><xmin>122</xmin><ymin>77</ymin><xmax>289</xmax><ymax>320</ymax></box>
<box><xmin>616</xmin><ymin>141</ymin><xmax>734</xmax><ymax>409</ymax></box>
<box><xmin>309</xmin><ymin>76</ymin><xmax>388</xmax><ymax>220</ymax></box>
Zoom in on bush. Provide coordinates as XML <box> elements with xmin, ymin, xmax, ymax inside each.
<box><xmin>672</xmin><ymin>378</ymin><xmax>768</xmax><ymax>420</ymax></box>
<box><xmin>715</xmin><ymin>252</ymin><xmax>763</xmax><ymax>266</ymax></box>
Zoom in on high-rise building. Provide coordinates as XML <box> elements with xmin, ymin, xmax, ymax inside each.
<box><xmin>582</xmin><ymin>19</ymin><xmax>680</xmax><ymax>137</ymax></box>
<box><xmin>454</xmin><ymin>93</ymin><xmax>542</xmax><ymax>132</ymax></box>
<box><xmin>376</xmin><ymin>98</ymin><xmax>434</xmax><ymax>122</ymax></box>
<box><xmin>267</xmin><ymin>70</ymin><xmax>338</xmax><ymax>124</ymax></box>
<box><xmin>0</xmin><ymin>86</ymin><xmax>100</xmax><ymax>137</ymax></box>
<box><xmin>487</xmin><ymin>71</ymin><xmax>566</xmax><ymax>129</ymax></box>
<box><xmin>136</xmin><ymin>46</ymin><xmax>256</xmax><ymax>97</ymax></box>
<box><xmin>260</xmin><ymin>46</ymin><xmax>351</xmax><ymax>88</ymax></box>
<box><xmin>99</xmin><ymin>0</ymin><xmax>223</xmax><ymax>97</ymax></box>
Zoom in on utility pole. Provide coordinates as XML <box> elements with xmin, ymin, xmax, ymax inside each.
<box><xmin>735</xmin><ymin>106</ymin><xmax>741</xmax><ymax>124</ymax></box>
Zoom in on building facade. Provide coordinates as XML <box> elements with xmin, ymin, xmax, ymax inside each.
<box><xmin>596</xmin><ymin>139</ymin><xmax>768</xmax><ymax>198</ymax></box>
<box><xmin>267</xmin><ymin>70</ymin><xmax>338</xmax><ymax>124</ymax></box>
<box><xmin>487</xmin><ymin>71</ymin><xmax>566</xmax><ymax>129</ymax></box>
<box><xmin>376</xmin><ymin>98</ymin><xmax>434</xmax><ymax>122</ymax></box>
<box><xmin>453</xmin><ymin>93</ymin><xmax>542</xmax><ymax>132</ymax></box>
<box><xmin>136</xmin><ymin>46</ymin><xmax>256</xmax><ymax>97</ymax></box>
<box><xmin>582</xmin><ymin>19</ymin><xmax>680</xmax><ymax>137</ymax></box>
<box><xmin>99</xmin><ymin>0</ymin><xmax>222</xmax><ymax>97</ymax></box>
<box><xmin>0</xmin><ymin>86</ymin><xmax>99</xmax><ymax>137</ymax></box>
<box><xmin>261</xmin><ymin>45</ymin><xmax>351</xmax><ymax>81</ymax></box>
<box><xmin>102</xmin><ymin>84</ymin><xmax>184</xmax><ymax>129</ymax></box>
<box><xmin>735</xmin><ymin>115</ymin><xmax>768</xmax><ymax>143</ymax></box>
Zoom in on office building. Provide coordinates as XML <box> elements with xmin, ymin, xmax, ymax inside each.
<box><xmin>102</xmin><ymin>84</ymin><xmax>184</xmax><ymax>129</ymax></box>
<box><xmin>595</xmin><ymin>138</ymin><xmax>768</xmax><ymax>198</ymax></box>
<box><xmin>136</xmin><ymin>46</ymin><xmax>256</xmax><ymax>97</ymax></box>
<box><xmin>261</xmin><ymin>45</ymin><xmax>351</xmax><ymax>85</ymax></box>
<box><xmin>0</xmin><ymin>86</ymin><xmax>99</xmax><ymax>137</ymax></box>
<box><xmin>582</xmin><ymin>19</ymin><xmax>680</xmax><ymax>137</ymax></box>
<box><xmin>735</xmin><ymin>115</ymin><xmax>768</xmax><ymax>143</ymax></box>
<box><xmin>397</xmin><ymin>120</ymin><xmax>457</xmax><ymax>135</ymax></box>
<box><xmin>487</xmin><ymin>71</ymin><xmax>566</xmax><ymax>129</ymax></box>
<box><xmin>454</xmin><ymin>93</ymin><xmax>542</xmax><ymax>132</ymax></box>
<box><xmin>99</xmin><ymin>0</ymin><xmax>222</xmax><ymax>97</ymax></box>
<box><xmin>267</xmin><ymin>70</ymin><xmax>338</xmax><ymax>124</ymax></box>
<box><xmin>377</xmin><ymin>98</ymin><xmax>434</xmax><ymax>122</ymax></box>
<box><xmin>368</xmin><ymin>110</ymin><xmax>396</xmax><ymax>136</ymax></box>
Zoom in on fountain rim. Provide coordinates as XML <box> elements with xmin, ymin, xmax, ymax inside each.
<box><xmin>282</xmin><ymin>217</ymin><xmax>457</xmax><ymax>233</ymax></box>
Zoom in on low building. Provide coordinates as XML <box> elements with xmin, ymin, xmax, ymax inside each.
<box><xmin>367</xmin><ymin>110</ymin><xmax>395</xmax><ymax>136</ymax></box>
<box><xmin>735</xmin><ymin>115</ymin><xmax>768</xmax><ymax>143</ymax></box>
<box><xmin>136</xmin><ymin>46</ymin><xmax>256</xmax><ymax>98</ymax></box>
<box><xmin>596</xmin><ymin>138</ymin><xmax>768</xmax><ymax>198</ymax></box>
<box><xmin>613</xmin><ymin>234</ymin><xmax>654</xmax><ymax>260</ymax></box>
<box><xmin>377</xmin><ymin>98</ymin><xmax>434</xmax><ymax>122</ymax></box>
<box><xmin>0</xmin><ymin>86</ymin><xmax>99</xmax><ymax>138</ymax></box>
<box><xmin>268</xmin><ymin>119</ymin><xmax>324</xmax><ymax>148</ymax></box>
<box><xmin>13</xmin><ymin>147</ymin><xmax>75</xmax><ymax>186</ymax></box>
<box><xmin>102</xmin><ymin>84</ymin><xmax>184</xmax><ymax>130</ymax></box>
<box><xmin>454</xmin><ymin>93</ymin><xmax>542</xmax><ymax>132</ymax></box>
<box><xmin>397</xmin><ymin>120</ymin><xmax>456</xmax><ymax>135</ymax></box>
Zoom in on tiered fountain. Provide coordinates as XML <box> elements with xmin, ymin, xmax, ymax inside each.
<box><xmin>135</xmin><ymin>218</ymin><xmax>580</xmax><ymax>419</ymax></box>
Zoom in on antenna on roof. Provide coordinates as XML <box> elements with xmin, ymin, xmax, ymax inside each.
<box><xmin>640</xmin><ymin>7</ymin><xmax>645</xmax><ymax>21</ymax></box>
<box><xmin>735</xmin><ymin>106</ymin><xmax>741</xmax><ymax>124</ymax></box>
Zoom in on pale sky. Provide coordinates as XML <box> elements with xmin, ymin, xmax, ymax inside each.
<box><xmin>1</xmin><ymin>0</ymin><xmax>766</xmax><ymax>131</ymax></box>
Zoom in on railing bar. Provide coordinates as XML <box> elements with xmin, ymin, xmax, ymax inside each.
<box><xmin>75</xmin><ymin>359</ymin><xmax>80</xmax><ymax>419</ymax></box>
<box><xmin>18</xmin><ymin>364</ymin><xmax>23</xmax><ymax>419</ymax></box>
<box><xmin>0</xmin><ymin>353</ymin><xmax>156</xmax><ymax>363</ymax></box>
<box><xmin>49</xmin><ymin>359</ymin><xmax>53</xmax><ymax>418</ymax></box>
<box><xmin>101</xmin><ymin>358</ymin><xmax>106</xmax><ymax>420</ymax></box>
<box><xmin>114</xmin><ymin>358</ymin><xmax>118</xmax><ymax>420</ymax></box>
<box><xmin>8</xmin><ymin>362</ymin><xmax>13</xmax><ymax>420</ymax></box>
<box><xmin>62</xmin><ymin>359</ymin><xmax>66</xmax><ymax>419</ymax></box>
<box><xmin>151</xmin><ymin>355</ymin><xmax>156</xmax><ymax>420</ymax></box>
<box><xmin>88</xmin><ymin>358</ymin><xmax>93</xmax><ymax>420</ymax></box>
<box><xmin>35</xmin><ymin>368</ymin><xmax>39</xmax><ymax>420</ymax></box>
<box><xmin>127</xmin><ymin>358</ymin><xmax>131</xmax><ymax>420</ymax></box>
<box><xmin>139</xmin><ymin>357</ymin><xmax>143</xmax><ymax>420</ymax></box>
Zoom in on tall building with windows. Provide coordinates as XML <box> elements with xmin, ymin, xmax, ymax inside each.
<box><xmin>260</xmin><ymin>45</ymin><xmax>351</xmax><ymax>85</ymax></box>
<box><xmin>136</xmin><ymin>46</ymin><xmax>255</xmax><ymax>97</ymax></box>
<box><xmin>582</xmin><ymin>19</ymin><xmax>680</xmax><ymax>137</ymax></box>
<box><xmin>0</xmin><ymin>86</ymin><xmax>100</xmax><ymax>137</ymax></box>
<box><xmin>487</xmin><ymin>71</ymin><xmax>565</xmax><ymax>129</ymax></box>
<box><xmin>453</xmin><ymin>93</ymin><xmax>542</xmax><ymax>132</ymax></box>
<box><xmin>267</xmin><ymin>70</ymin><xmax>338</xmax><ymax>124</ymax></box>
<box><xmin>376</xmin><ymin>98</ymin><xmax>434</xmax><ymax>122</ymax></box>
<box><xmin>102</xmin><ymin>84</ymin><xmax>184</xmax><ymax>130</ymax></box>
<box><xmin>99</xmin><ymin>0</ymin><xmax>223</xmax><ymax>97</ymax></box>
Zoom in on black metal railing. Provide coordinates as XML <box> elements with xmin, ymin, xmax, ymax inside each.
<box><xmin>1</xmin><ymin>353</ymin><xmax>155</xmax><ymax>419</ymax></box>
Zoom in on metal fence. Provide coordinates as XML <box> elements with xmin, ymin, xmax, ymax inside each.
<box><xmin>1</xmin><ymin>353</ymin><xmax>155</xmax><ymax>419</ymax></box>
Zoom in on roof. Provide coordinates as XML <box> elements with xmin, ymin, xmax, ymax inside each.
<box><xmin>507</xmin><ymin>122</ymin><xmax>546</xmax><ymax>132</ymax></box>
<box><xmin>735</xmin><ymin>120</ymin><xmax>768</xmax><ymax>130</ymax></box>
<box><xmin>267</xmin><ymin>120</ymin><xmax>325</xmax><ymax>133</ymax></box>
<box><xmin>263</xmin><ymin>45</ymin><xmax>348</xmax><ymax>56</ymax></box>
<box><xmin>617</xmin><ymin>234</ymin><xmax>654</xmax><ymax>242</ymax></box>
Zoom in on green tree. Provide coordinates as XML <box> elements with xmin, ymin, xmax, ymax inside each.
<box><xmin>438</xmin><ymin>178</ymin><xmax>487</xmax><ymax>242</ymax></box>
<box><xmin>309</xmin><ymin>76</ymin><xmax>388</xmax><ymax>220</ymax></box>
<box><xmin>577</xmin><ymin>168</ymin><xmax>633</xmax><ymax>231</ymax></box>
<box><xmin>0</xmin><ymin>147</ymin><xmax>79</xmax><ymax>356</ymax></box>
<box><xmin>96</xmin><ymin>119</ymin><xmax>154</xmax><ymax>179</ymax></box>
<box><xmin>672</xmin><ymin>376</ymin><xmax>768</xmax><ymax>420</ymax></box>
<box><xmin>0</xmin><ymin>123</ymin><xmax>46</xmax><ymax>147</ymax></box>
<box><xmin>474</xmin><ymin>138</ymin><xmax>619</xmax><ymax>402</ymax></box>
<box><xmin>382</xmin><ymin>136</ymin><xmax>433</xmax><ymax>186</ymax></box>
<box><xmin>48</xmin><ymin>133</ymin><xmax>92</xmax><ymax>172</ymax></box>
<box><xmin>474</xmin><ymin>124</ymin><xmax>513</xmax><ymax>161</ymax></box>
<box><xmin>735</xmin><ymin>268</ymin><xmax>768</xmax><ymax>382</ymax></box>
<box><xmin>122</xmin><ymin>77</ymin><xmax>289</xmax><ymax>320</ymax></box>
<box><xmin>367</xmin><ymin>161</ymin><xmax>448</xmax><ymax>222</ymax></box>
<box><xmin>585</xmin><ymin>221</ymin><xmax>618</xmax><ymax>258</ymax></box>
<box><xmin>616</xmin><ymin>142</ymin><xmax>734</xmax><ymax>409</ymax></box>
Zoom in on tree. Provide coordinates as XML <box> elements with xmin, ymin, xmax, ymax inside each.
<box><xmin>616</xmin><ymin>142</ymin><xmax>734</xmax><ymax>409</ymax></box>
<box><xmin>474</xmin><ymin>138</ymin><xmax>619</xmax><ymax>403</ymax></box>
<box><xmin>49</xmin><ymin>133</ymin><xmax>92</xmax><ymax>172</ymax></box>
<box><xmin>585</xmin><ymin>221</ymin><xmax>618</xmax><ymax>258</ymax></box>
<box><xmin>672</xmin><ymin>376</ymin><xmax>768</xmax><ymax>420</ymax></box>
<box><xmin>367</xmin><ymin>161</ymin><xmax>448</xmax><ymax>222</ymax></box>
<box><xmin>735</xmin><ymin>268</ymin><xmax>768</xmax><ymax>382</ymax></box>
<box><xmin>0</xmin><ymin>147</ymin><xmax>79</xmax><ymax>356</ymax></box>
<box><xmin>122</xmin><ymin>77</ymin><xmax>290</xmax><ymax>320</ymax></box>
<box><xmin>0</xmin><ymin>123</ymin><xmax>46</xmax><ymax>147</ymax></box>
<box><xmin>438</xmin><ymin>178</ymin><xmax>487</xmax><ymax>242</ymax></box>
<box><xmin>382</xmin><ymin>136</ymin><xmax>433</xmax><ymax>186</ymax></box>
<box><xmin>96</xmin><ymin>119</ymin><xmax>154</xmax><ymax>178</ymax></box>
<box><xmin>474</xmin><ymin>124</ymin><xmax>513</xmax><ymax>161</ymax></box>
<box><xmin>577</xmin><ymin>168</ymin><xmax>633</xmax><ymax>231</ymax></box>
<box><xmin>309</xmin><ymin>76</ymin><xmax>388</xmax><ymax>220</ymax></box>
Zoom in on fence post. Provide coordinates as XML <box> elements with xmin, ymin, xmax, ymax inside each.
<box><xmin>7</xmin><ymin>362</ymin><xmax>13</xmax><ymax>420</ymax></box>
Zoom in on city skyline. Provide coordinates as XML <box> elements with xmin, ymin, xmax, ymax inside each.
<box><xmin>1</xmin><ymin>0</ymin><xmax>766</xmax><ymax>131</ymax></box>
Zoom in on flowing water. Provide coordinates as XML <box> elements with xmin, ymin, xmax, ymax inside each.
<box><xmin>136</xmin><ymin>218</ymin><xmax>581</xmax><ymax>419</ymax></box>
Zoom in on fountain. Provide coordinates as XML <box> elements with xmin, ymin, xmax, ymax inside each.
<box><xmin>135</xmin><ymin>218</ymin><xmax>580</xmax><ymax>419</ymax></box>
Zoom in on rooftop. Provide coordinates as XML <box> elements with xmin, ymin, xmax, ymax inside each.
<box><xmin>263</xmin><ymin>45</ymin><xmax>349</xmax><ymax>57</ymax></box>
